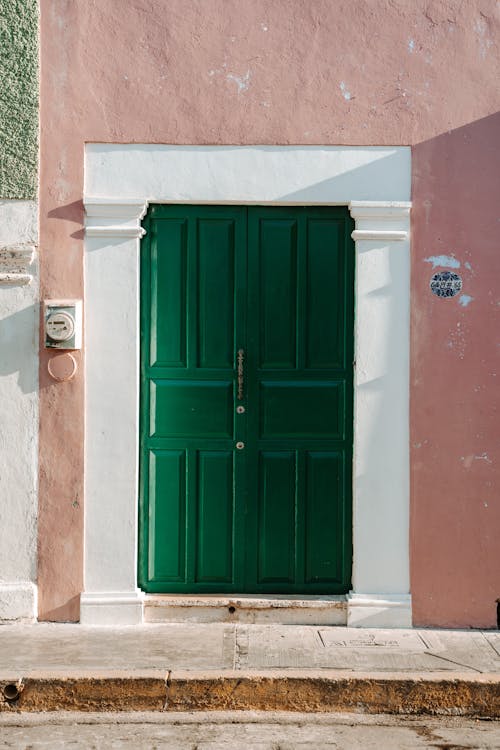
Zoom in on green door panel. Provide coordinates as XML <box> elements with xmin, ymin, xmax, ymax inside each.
<box><xmin>197</xmin><ymin>219</ymin><xmax>236</xmax><ymax>368</ymax></box>
<box><xmin>306</xmin><ymin>219</ymin><xmax>347</xmax><ymax>368</ymax></box>
<box><xmin>149</xmin><ymin>219</ymin><xmax>187</xmax><ymax>368</ymax></box>
<box><xmin>139</xmin><ymin>204</ymin><xmax>354</xmax><ymax>594</ymax></box>
<box><xmin>147</xmin><ymin>449</ymin><xmax>186</xmax><ymax>582</ymax></box>
<box><xmin>258</xmin><ymin>451</ymin><xmax>296</xmax><ymax>583</ymax></box>
<box><xmin>305</xmin><ymin>451</ymin><xmax>345</xmax><ymax>583</ymax></box>
<box><xmin>195</xmin><ymin>451</ymin><xmax>234</xmax><ymax>583</ymax></box>
<box><xmin>259</xmin><ymin>381</ymin><xmax>344</xmax><ymax>439</ymax></box>
<box><xmin>150</xmin><ymin>380</ymin><xmax>233</xmax><ymax>438</ymax></box>
<box><xmin>258</xmin><ymin>219</ymin><xmax>298</xmax><ymax>369</ymax></box>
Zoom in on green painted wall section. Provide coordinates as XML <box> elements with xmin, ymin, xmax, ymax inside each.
<box><xmin>0</xmin><ymin>0</ymin><xmax>38</xmax><ymax>199</ymax></box>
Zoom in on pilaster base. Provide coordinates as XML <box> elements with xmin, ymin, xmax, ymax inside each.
<box><xmin>80</xmin><ymin>590</ymin><xmax>144</xmax><ymax>625</ymax></box>
<box><xmin>347</xmin><ymin>593</ymin><xmax>412</xmax><ymax>628</ymax></box>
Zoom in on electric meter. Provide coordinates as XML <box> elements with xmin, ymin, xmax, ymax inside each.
<box><xmin>44</xmin><ymin>300</ymin><xmax>82</xmax><ymax>350</ymax></box>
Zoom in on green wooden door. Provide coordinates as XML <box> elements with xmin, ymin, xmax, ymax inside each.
<box><xmin>139</xmin><ymin>205</ymin><xmax>354</xmax><ymax>594</ymax></box>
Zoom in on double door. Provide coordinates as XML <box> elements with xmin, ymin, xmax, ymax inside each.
<box><xmin>139</xmin><ymin>205</ymin><xmax>354</xmax><ymax>593</ymax></box>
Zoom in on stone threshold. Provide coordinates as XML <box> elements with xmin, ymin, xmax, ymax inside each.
<box><xmin>144</xmin><ymin>595</ymin><xmax>347</xmax><ymax>625</ymax></box>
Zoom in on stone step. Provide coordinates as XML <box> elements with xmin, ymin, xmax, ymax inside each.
<box><xmin>143</xmin><ymin>595</ymin><xmax>347</xmax><ymax>625</ymax></box>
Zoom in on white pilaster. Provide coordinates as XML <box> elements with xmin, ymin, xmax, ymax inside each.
<box><xmin>81</xmin><ymin>199</ymin><xmax>147</xmax><ymax>625</ymax></box>
<box><xmin>348</xmin><ymin>201</ymin><xmax>412</xmax><ymax>627</ymax></box>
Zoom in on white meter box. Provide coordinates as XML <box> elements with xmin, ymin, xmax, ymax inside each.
<box><xmin>44</xmin><ymin>300</ymin><xmax>82</xmax><ymax>350</ymax></box>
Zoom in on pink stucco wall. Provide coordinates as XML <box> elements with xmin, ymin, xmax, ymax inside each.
<box><xmin>411</xmin><ymin>113</ymin><xmax>499</xmax><ymax>627</ymax></box>
<box><xmin>39</xmin><ymin>0</ymin><xmax>499</xmax><ymax>625</ymax></box>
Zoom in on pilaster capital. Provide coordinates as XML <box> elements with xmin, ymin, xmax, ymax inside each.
<box><xmin>349</xmin><ymin>201</ymin><xmax>411</xmax><ymax>242</ymax></box>
<box><xmin>84</xmin><ymin>198</ymin><xmax>148</xmax><ymax>239</ymax></box>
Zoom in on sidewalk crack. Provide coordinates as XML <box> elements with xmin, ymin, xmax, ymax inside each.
<box><xmin>424</xmin><ymin>651</ymin><xmax>483</xmax><ymax>673</ymax></box>
<box><xmin>317</xmin><ymin>629</ymin><xmax>327</xmax><ymax>648</ymax></box>
<box><xmin>234</xmin><ymin>625</ymin><xmax>249</xmax><ymax>670</ymax></box>
<box><xmin>163</xmin><ymin>669</ymin><xmax>172</xmax><ymax>711</ymax></box>
<box><xmin>224</xmin><ymin>624</ymin><xmax>237</xmax><ymax>670</ymax></box>
<box><xmin>483</xmin><ymin>635</ymin><xmax>500</xmax><ymax>660</ymax></box>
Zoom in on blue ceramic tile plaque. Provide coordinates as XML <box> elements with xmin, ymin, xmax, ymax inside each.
<box><xmin>430</xmin><ymin>271</ymin><xmax>462</xmax><ymax>298</ymax></box>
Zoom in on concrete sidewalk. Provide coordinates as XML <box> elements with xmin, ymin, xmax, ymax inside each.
<box><xmin>0</xmin><ymin>623</ymin><xmax>498</xmax><ymax>716</ymax></box>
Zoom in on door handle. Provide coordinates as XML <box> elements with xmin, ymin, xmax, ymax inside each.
<box><xmin>237</xmin><ymin>349</ymin><xmax>245</xmax><ymax>401</ymax></box>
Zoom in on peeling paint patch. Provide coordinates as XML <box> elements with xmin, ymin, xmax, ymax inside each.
<box><xmin>465</xmin><ymin>261</ymin><xmax>472</xmax><ymax>271</ymax></box>
<box><xmin>461</xmin><ymin>453</ymin><xmax>493</xmax><ymax>469</ymax></box>
<box><xmin>413</xmin><ymin>439</ymin><xmax>429</xmax><ymax>449</ymax></box>
<box><xmin>459</xmin><ymin>294</ymin><xmax>473</xmax><ymax>307</ymax></box>
<box><xmin>208</xmin><ymin>60</ymin><xmax>228</xmax><ymax>81</ymax></box>
<box><xmin>339</xmin><ymin>82</ymin><xmax>351</xmax><ymax>101</ymax></box>
<box><xmin>424</xmin><ymin>255</ymin><xmax>460</xmax><ymax>269</ymax></box>
<box><xmin>474</xmin><ymin>17</ymin><xmax>493</xmax><ymax>58</ymax></box>
<box><xmin>227</xmin><ymin>70</ymin><xmax>251</xmax><ymax>94</ymax></box>
<box><xmin>446</xmin><ymin>321</ymin><xmax>466</xmax><ymax>359</ymax></box>
<box><xmin>408</xmin><ymin>39</ymin><xmax>415</xmax><ymax>53</ymax></box>
<box><xmin>476</xmin><ymin>453</ymin><xmax>492</xmax><ymax>463</ymax></box>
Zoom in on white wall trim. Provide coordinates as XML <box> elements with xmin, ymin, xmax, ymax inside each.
<box><xmin>83</xmin><ymin>145</ymin><xmax>411</xmax><ymax>627</ymax></box>
<box><xmin>347</xmin><ymin>593</ymin><xmax>412</xmax><ymax>628</ymax></box>
<box><xmin>351</xmin><ymin>230</ymin><xmax>407</xmax><ymax>242</ymax></box>
<box><xmin>85</xmin><ymin>227</ymin><xmax>146</xmax><ymax>239</ymax></box>
<box><xmin>350</xmin><ymin>201</ymin><xmax>410</xmax><ymax>241</ymax></box>
<box><xmin>0</xmin><ymin>244</ymin><xmax>36</xmax><ymax>285</ymax></box>
<box><xmin>85</xmin><ymin>200</ymin><xmax>147</xmax><ymax>238</ymax></box>
<box><xmin>80</xmin><ymin>590</ymin><xmax>144</xmax><ymax>625</ymax></box>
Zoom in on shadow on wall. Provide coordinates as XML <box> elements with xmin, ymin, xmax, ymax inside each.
<box><xmin>411</xmin><ymin>111</ymin><xmax>500</xmax><ymax>628</ymax></box>
<box><xmin>47</xmin><ymin>199</ymin><xmax>85</xmax><ymax>241</ymax></box>
<box><xmin>0</xmin><ymin>301</ymin><xmax>39</xmax><ymax>394</ymax></box>
<box><xmin>278</xmin><ymin>149</ymin><xmax>408</xmax><ymax>203</ymax></box>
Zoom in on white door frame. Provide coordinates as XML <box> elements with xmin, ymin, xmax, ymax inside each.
<box><xmin>82</xmin><ymin>145</ymin><xmax>411</xmax><ymax>627</ymax></box>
